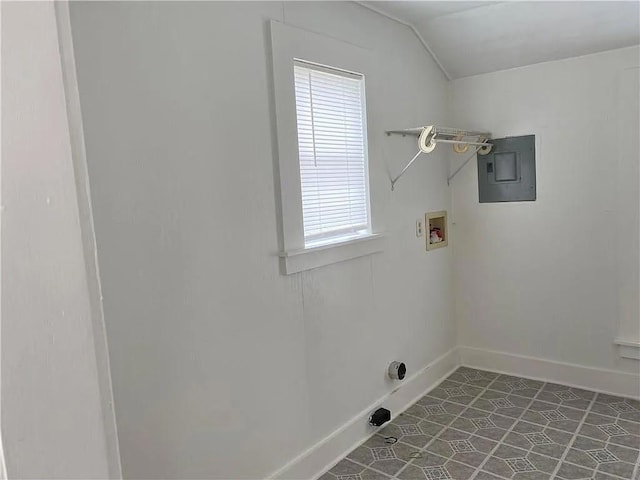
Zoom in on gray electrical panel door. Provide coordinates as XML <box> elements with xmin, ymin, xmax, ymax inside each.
<box><xmin>478</xmin><ymin>135</ymin><xmax>536</xmax><ymax>203</ymax></box>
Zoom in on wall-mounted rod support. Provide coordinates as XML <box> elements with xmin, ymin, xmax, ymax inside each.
<box><xmin>386</xmin><ymin>129</ymin><xmax>422</xmax><ymax>137</ymax></box>
<box><xmin>447</xmin><ymin>147</ymin><xmax>482</xmax><ymax>185</ymax></box>
<box><xmin>386</xmin><ymin>125</ymin><xmax>492</xmax><ymax>191</ymax></box>
<box><xmin>391</xmin><ymin>150</ymin><xmax>422</xmax><ymax>191</ymax></box>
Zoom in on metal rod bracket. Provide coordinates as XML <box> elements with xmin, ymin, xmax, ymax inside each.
<box><xmin>386</xmin><ymin>125</ymin><xmax>492</xmax><ymax>191</ymax></box>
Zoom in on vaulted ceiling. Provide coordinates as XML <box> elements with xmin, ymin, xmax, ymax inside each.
<box><xmin>361</xmin><ymin>1</ymin><xmax>640</xmax><ymax>79</ymax></box>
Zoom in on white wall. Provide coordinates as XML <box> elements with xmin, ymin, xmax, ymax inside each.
<box><xmin>68</xmin><ymin>2</ymin><xmax>454</xmax><ymax>478</ymax></box>
<box><xmin>450</xmin><ymin>47</ymin><xmax>640</xmax><ymax>376</ymax></box>
<box><xmin>1</xmin><ymin>2</ymin><xmax>119</xmax><ymax>478</ymax></box>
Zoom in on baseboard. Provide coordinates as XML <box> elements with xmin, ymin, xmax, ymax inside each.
<box><xmin>458</xmin><ymin>346</ymin><xmax>640</xmax><ymax>400</ymax></box>
<box><xmin>269</xmin><ymin>345</ymin><xmax>639</xmax><ymax>479</ymax></box>
<box><xmin>269</xmin><ymin>347</ymin><xmax>460</xmax><ymax>480</ymax></box>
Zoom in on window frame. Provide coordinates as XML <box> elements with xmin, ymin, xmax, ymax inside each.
<box><xmin>293</xmin><ymin>59</ymin><xmax>372</xmax><ymax>248</ymax></box>
<box><xmin>270</xmin><ymin>21</ymin><xmax>384</xmax><ymax>275</ymax></box>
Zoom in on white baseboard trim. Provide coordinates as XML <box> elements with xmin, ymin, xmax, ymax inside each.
<box><xmin>269</xmin><ymin>347</ymin><xmax>460</xmax><ymax>480</ymax></box>
<box><xmin>269</xmin><ymin>346</ymin><xmax>639</xmax><ymax>480</ymax></box>
<box><xmin>458</xmin><ymin>346</ymin><xmax>640</xmax><ymax>400</ymax></box>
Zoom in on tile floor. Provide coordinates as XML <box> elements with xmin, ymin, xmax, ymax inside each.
<box><xmin>319</xmin><ymin>367</ymin><xmax>640</xmax><ymax>480</ymax></box>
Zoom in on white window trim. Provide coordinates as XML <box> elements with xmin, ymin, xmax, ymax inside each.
<box><xmin>270</xmin><ymin>21</ymin><xmax>383</xmax><ymax>274</ymax></box>
<box><xmin>613</xmin><ymin>67</ymin><xmax>640</xmax><ymax>359</ymax></box>
<box><xmin>279</xmin><ymin>233</ymin><xmax>385</xmax><ymax>275</ymax></box>
<box><xmin>614</xmin><ymin>338</ymin><xmax>640</xmax><ymax>360</ymax></box>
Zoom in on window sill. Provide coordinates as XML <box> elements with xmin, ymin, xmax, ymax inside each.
<box><xmin>614</xmin><ymin>337</ymin><xmax>640</xmax><ymax>360</ymax></box>
<box><xmin>279</xmin><ymin>233</ymin><xmax>385</xmax><ymax>275</ymax></box>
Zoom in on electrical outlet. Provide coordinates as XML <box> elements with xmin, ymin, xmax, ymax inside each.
<box><xmin>416</xmin><ymin>219</ymin><xmax>424</xmax><ymax>237</ymax></box>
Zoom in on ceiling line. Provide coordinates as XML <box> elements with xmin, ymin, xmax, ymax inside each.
<box><xmin>354</xmin><ymin>1</ymin><xmax>452</xmax><ymax>81</ymax></box>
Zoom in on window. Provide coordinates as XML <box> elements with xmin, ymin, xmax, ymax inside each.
<box><xmin>293</xmin><ymin>61</ymin><xmax>371</xmax><ymax>248</ymax></box>
<box><xmin>270</xmin><ymin>20</ymin><xmax>384</xmax><ymax>274</ymax></box>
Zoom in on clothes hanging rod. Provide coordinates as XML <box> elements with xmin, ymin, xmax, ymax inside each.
<box><xmin>386</xmin><ymin>132</ymin><xmax>491</xmax><ymax>147</ymax></box>
<box><xmin>387</xmin><ymin>125</ymin><xmax>492</xmax><ymax>190</ymax></box>
<box><xmin>431</xmin><ymin>138</ymin><xmax>492</xmax><ymax>147</ymax></box>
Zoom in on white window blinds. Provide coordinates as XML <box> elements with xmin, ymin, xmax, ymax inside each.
<box><xmin>293</xmin><ymin>61</ymin><xmax>371</xmax><ymax>247</ymax></box>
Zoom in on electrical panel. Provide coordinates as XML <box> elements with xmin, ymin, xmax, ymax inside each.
<box><xmin>478</xmin><ymin>135</ymin><xmax>536</xmax><ymax>203</ymax></box>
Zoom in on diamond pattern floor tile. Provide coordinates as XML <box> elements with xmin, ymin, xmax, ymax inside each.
<box><xmin>447</xmin><ymin>368</ymin><xmax>499</xmax><ymax>388</ymax></box>
<box><xmin>406</xmin><ymin>396</ymin><xmax>466</xmax><ymax>426</ymax></box>
<box><xmin>578</xmin><ymin>412</ymin><xmax>640</xmax><ymax>451</ymax></box>
<box><xmin>425</xmin><ymin>428</ymin><xmax>497</xmax><ymax>468</ymax></box>
<box><xmin>591</xmin><ymin>395</ymin><xmax>640</xmax><ymax>423</ymax></box>
<box><xmin>520</xmin><ymin>401</ymin><xmax>585</xmax><ymax>434</ymax></box>
<box><xmin>489</xmin><ymin>375</ymin><xmax>544</xmax><ymax>399</ymax></box>
<box><xmin>319</xmin><ymin>368</ymin><xmax>640</xmax><ymax>480</ymax></box>
<box><xmin>320</xmin><ymin>458</ymin><xmax>393</xmax><ymax>480</ymax></box>
<box><xmin>503</xmin><ymin>420</ymin><xmax>573</xmax><ymax>459</ymax></box>
<box><xmin>346</xmin><ymin>435</ymin><xmax>415</xmax><ymax>474</ymax></box>
<box><xmin>377</xmin><ymin>413</ymin><xmax>444</xmax><ymax>449</ymax></box>
<box><xmin>430</xmin><ymin>381</ymin><xmax>485</xmax><ymax>406</ymax></box>
<box><xmin>555</xmin><ymin>462</ymin><xmax>595</xmax><ymax>479</ymax></box>
<box><xmin>471</xmin><ymin>390</ymin><xmax>532</xmax><ymax>419</ymax></box>
<box><xmin>537</xmin><ymin>385</ymin><xmax>595</xmax><ymax>411</ymax></box>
